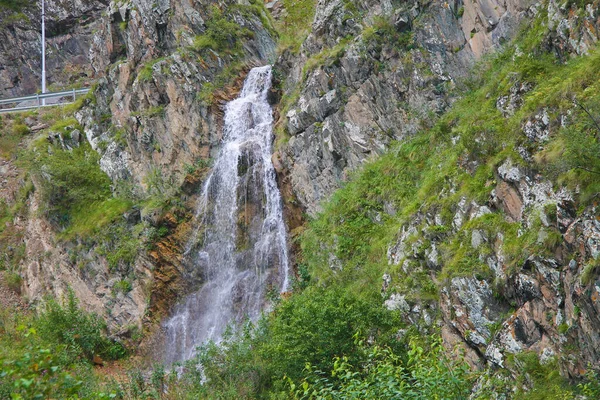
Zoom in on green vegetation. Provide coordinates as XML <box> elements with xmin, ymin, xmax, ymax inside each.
<box><xmin>302</xmin><ymin>38</ymin><xmax>352</xmax><ymax>79</ymax></box>
<box><xmin>197</xmin><ymin>62</ymin><xmax>246</xmax><ymax>106</ymax></box>
<box><xmin>37</xmin><ymin>290</ymin><xmax>126</xmax><ymax>362</ymax></box>
<box><xmin>0</xmin><ymin>113</ymin><xmax>33</xmax><ymax>159</ymax></box>
<box><xmin>278</xmin><ymin>0</ymin><xmax>317</xmax><ymax>53</ymax></box>
<box><xmin>0</xmin><ymin>291</ymin><xmax>125</xmax><ymax>399</ymax></box>
<box><xmin>507</xmin><ymin>352</ymin><xmax>575</xmax><ymax>399</ymax></box>
<box><xmin>1</xmin><ymin>1</ymin><xmax>600</xmax><ymax>399</ymax></box>
<box><xmin>0</xmin><ymin>0</ymin><xmax>29</xmax><ymax>11</ymax></box>
<box><xmin>292</xmin><ymin>337</ymin><xmax>471</xmax><ymax>399</ymax></box>
<box><xmin>192</xmin><ymin>5</ymin><xmax>253</xmax><ymax>55</ymax></box>
<box><xmin>137</xmin><ymin>57</ymin><xmax>166</xmax><ymax>83</ymax></box>
<box><xmin>361</xmin><ymin>16</ymin><xmax>415</xmax><ymax>53</ymax></box>
<box><xmin>24</xmin><ymin>142</ymin><xmax>113</xmax><ymax>228</ymax></box>
<box><xmin>300</xmin><ymin>7</ymin><xmax>600</xmax><ymax>294</ymax></box>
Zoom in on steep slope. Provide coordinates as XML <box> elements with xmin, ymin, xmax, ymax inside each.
<box><xmin>0</xmin><ymin>0</ymin><xmax>108</xmax><ymax>97</ymax></box>
<box><xmin>0</xmin><ymin>0</ymin><xmax>279</xmax><ymax>337</ymax></box>
<box><xmin>297</xmin><ymin>0</ymin><xmax>600</xmax><ymax>391</ymax></box>
<box><xmin>1</xmin><ymin>0</ymin><xmax>600</xmax><ymax>398</ymax></box>
<box><xmin>274</xmin><ymin>0</ymin><xmax>548</xmax><ymax>215</ymax></box>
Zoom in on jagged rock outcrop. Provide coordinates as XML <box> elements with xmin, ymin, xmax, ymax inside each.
<box><xmin>0</xmin><ymin>0</ymin><xmax>108</xmax><ymax>98</ymax></box>
<box><xmin>276</xmin><ymin>0</ymin><xmax>600</xmax><ymax>216</ymax></box>
<box><xmin>77</xmin><ymin>0</ymin><xmax>276</xmax><ymax>192</ymax></box>
<box><xmin>277</xmin><ymin>0</ymin><xmax>600</xmax><ymax>384</ymax></box>
<box><xmin>275</xmin><ymin>0</ymin><xmax>545</xmax><ymax>215</ymax></box>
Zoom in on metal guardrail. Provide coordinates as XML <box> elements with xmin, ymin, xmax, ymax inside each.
<box><xmin>0</xmin><ymin>88</ymin><xmax>90</xmax><ymax>114</ymax></box>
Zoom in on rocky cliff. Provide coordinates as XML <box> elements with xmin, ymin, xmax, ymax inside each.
<box><xmin>1</xmin><ymin>0</ymin><xmax>600</xmax><ymax>397</ymax></box>
<box><xmin>0</xmin><ymin>0</ymin><xmax>108</xmax><ymax>97</ymax></box>
<box><xmin>0</xmin><ymin>0</ymin><xmax>278</xmax><ymax>335</ymax></box>
<box><xmin>291</xmin><ymin>0</ymin><xmax>600</xmax><ymax>390</ymax></box>
<box><xmin>275</xmin><ymin>0</ymin><xmax>544</xmax><ymax>215</ymax></box>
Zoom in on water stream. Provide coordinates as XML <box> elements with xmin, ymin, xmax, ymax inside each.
<box><xmin>163</xmin><ymin>66</ymin><xmax>289</xmax><ymax>364</ymax></box>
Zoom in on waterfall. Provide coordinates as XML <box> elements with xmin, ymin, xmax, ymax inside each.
<box><xmin>164</xmin><ymin>66</ymin><xmax>290</xmax><ymax>364</ymax></box>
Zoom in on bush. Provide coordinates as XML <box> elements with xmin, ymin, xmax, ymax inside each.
<box><xmin>260</xmin><ymin>286</ymin><xmax>401</xmax><ymax>383</ymax></box>
<box><xmin>36</xmin><ymin>289</ymin><xmax>126</xmax><ymax>362</ymax></box>
<box><xmin>0</xmin><ymin>335</ymin><xmax>83</xmax><ymax>400</ymax></box>
<box><xmin>291</xmin><ymin>336</ymin><xmax>473</xmax><ymax>400</ymax></box>
<box><xmin>3</xmin><ymin>271</ymin><xmax>22</xmax><ymax>293</ymax></box>
<box><xmin>11</xmin><ymin>123</ymin><xmax>30</xmax><ymax>136</ymax></box>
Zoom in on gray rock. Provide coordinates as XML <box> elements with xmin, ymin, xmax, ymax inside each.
<box><xmin>384</xmin><ymin>293</ymin><xmax>410</xmax><ymax>313</ymax></box>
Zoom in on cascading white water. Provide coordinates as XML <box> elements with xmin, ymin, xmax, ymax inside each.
<box><xmin>164</xmin><ymin>65</ymin><xmax>290</xmax><ymax>364</ymax></box>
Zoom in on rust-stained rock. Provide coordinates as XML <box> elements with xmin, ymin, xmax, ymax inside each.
<box><xmin>494</xmin><ymin>181</ymin><xmax>523</xmax><ymax>222</ymax></box>
<box><xmin>93</xmin><ymin>354</ymin><xmax>105</xmax><ymax>366</ymax></box>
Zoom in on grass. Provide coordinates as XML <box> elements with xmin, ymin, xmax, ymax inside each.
<box><xmin>277</xmin><ymin>0</ymin><xmax>317</xmax><ymax>53</ymax></box>
<box><xmin>580</xmin><ymin>259</ymin><xmax>600</xmax><ymax>286</ymax></box>
<box><xmin>197</xmin><ymin>62</ymin><xmax>246</xmax><ymax>106</ymax></box>
<box><xmin>0</xmin><ymin>114</ymin><xmax>33</xmax><ymax>159</ymax></box>
<box><xmin>60</xmin><ymin>198</ymin><xmax>133</xmax><ymax>241</ymax></box>
<box><xmin>299</xmin><ymin>6</ymin><xmax>600</xmax><ymax>302</ymax></box>
<box><xmin>137</xmin><ymin>57</ymin><xmax>167</xmax><ymax>83</ymax></box>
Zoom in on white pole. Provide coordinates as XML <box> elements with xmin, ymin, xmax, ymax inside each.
<box><xmin>41</xmin><ymin>0</ymin><xmax>46</xmax><ymax>105</ymax></box>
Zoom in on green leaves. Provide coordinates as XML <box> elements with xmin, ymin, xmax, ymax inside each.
<box><xmin>0</xmin><ymin>341</ymin><xmax>83</xmax><ymax>400</ymax></box>
<box><xmin>23</xmin><ymin>142</ymin><xmax>112</xmax><ymax>228</ymax></box>
<box><xmin>36</xmin><ymin>289</ymin><xmax>126</xmax><ymax>362</ymax></box>
<box><xmin>291</xmin><ymin>335</ymin><xmax>472</xmax><ymax>400</ymax></box>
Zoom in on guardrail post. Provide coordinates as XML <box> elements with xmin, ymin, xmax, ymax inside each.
<box><xmin>36</xmin><ymin>94</ymin><xmax>40</xmax><ymax>109</ymax></box>
<box><xmin>72</xmin><ymin>88</ymin><xmax>76</xmax><ymax>102</ymax></box>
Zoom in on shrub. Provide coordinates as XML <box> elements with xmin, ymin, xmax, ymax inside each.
<box><xmin>259</xmin><ymin>286</ymin><xmax>401</xmax><ymax>383</ymax></box>
<box><xmin>3</xmin><ymin>271</ymin><xmax>22</xmax><ymax>293</ymax></box>
<box><xmin>0</xmin><ymin>337</ymin><xmax>83</xmax><ymax>400</ymax></box>
<box><xmin>291</xmin><ymin>336</ymin><xmax>473</xmax><ymax>400</ymax></box>
<box><xmin>36</xmin><ymin>289</ymin><xmax>126</xmax><ymax>362</ymax></box>
<box><xmin>113</xmin><ymin>279</ymin><xmax>132</xmax><ymax>295</ymax></box>
<box><xmin>11</xmin><ymin>123</ymin><xmax>30</xmax><ymax>136</ymax></box>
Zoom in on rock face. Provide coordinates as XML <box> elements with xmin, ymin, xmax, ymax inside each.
<box><xmin>77</xmin><ymin>0</ymin><xmax>276</xmax><ymax>192</ymax></box>
<box><xmin>276</xmin><ymin>0</ymin><xmax>600</xmax><ymax>216</ymax></box>
<box><xmin>1</xmin><ymin>0</ymin><xmax>278</xmax><ymax>335</ymax></box>
<box><xmin>0</xmin><ymin>1</ymin><xmax>108</xmax><ymax>98</ymax></box>
<box><xmin>274</xmin><ymin>0</ymin><xmax>600</xmax><ymax>384</ymax></box>
<box><xmin>21</xmin><ymin>193</ymin><xmax>153</xmax><ymax>332</ymax></box>
<box><xmin>275</xmin><ymin>0</ymin><xmax>544</xmax><ymax>215</ymax></box>
<box><xmin>2</xmin><ymin>0</ymin><xmax>599</xmax><ymax>389</ymax></box>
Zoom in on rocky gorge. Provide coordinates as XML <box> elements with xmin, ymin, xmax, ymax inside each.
<box><xmin>0</xmin><ymin>0</ymin><xmax>600</xmax><ymax>398</ymax></box>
